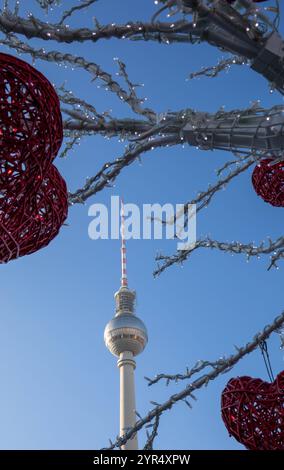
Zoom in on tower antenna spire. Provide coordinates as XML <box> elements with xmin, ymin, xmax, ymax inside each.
<box><xmin>120</xmin><ymin>198</ymin><xmax>128</xmax><ymax>288</ymax></box>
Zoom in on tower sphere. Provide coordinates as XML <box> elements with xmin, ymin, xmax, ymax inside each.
<box><xmin>104</xmin><ymin>313</ymin><xmax>148</xmax><ymax>357</ymax></box>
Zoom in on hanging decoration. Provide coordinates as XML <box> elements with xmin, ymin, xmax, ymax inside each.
<box><xmin>221</xmin><ymin>338</ymin><xmax>284</xmax><ymax>450</ymax></box>
<box><xmin>221</xmin><ymin>370</ymin><xmax>284</xmax><ymax>450</ymax></box>
<box><xmin>0</xmin><ymin>52</ymin><xmax>63</xmax><ymax>194</ymax></box>
<box><xmin>0</xmin><ymin>52</ymin><xmax>67</xmax><ymax>262</ymax></box>
<box><xmin>252</xmin><ymin>159</ymin><xmax>284</xmax><ymax>207</ymax></box>
<box><xmin>0</xmin><ymin>164</ymin><xmax>68</xmax><ymax>263</ymax></box>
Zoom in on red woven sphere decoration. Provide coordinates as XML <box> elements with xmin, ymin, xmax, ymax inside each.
<box><xmin>0</xmin><ymin>164</ymin><xmax>68</xmax><ymax>263</ymax></box>
<box><xmin>221</xmin><ymin>371</ymin><xmax>284</xmax><ymax>450</ymax></box>
<box><xmin>252</xmin><ymin>159</ymin><xmax>284</xmax><ymax>207</ymax></box>
<box><xmin>0</xmin><ymin>52</ymin><xmax>63</xmax><ymax>193</ymax></box>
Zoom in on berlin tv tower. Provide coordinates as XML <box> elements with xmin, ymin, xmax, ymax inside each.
<box><xmin>104</xmin><ymin>199</ymin><xmax>148</xmax><ymax>450</ymax></box>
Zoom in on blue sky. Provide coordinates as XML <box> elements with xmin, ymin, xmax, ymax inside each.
<box><xmin>0</xmin><ymin>0</ymin><xmax>283</xmax><ymax>450</ymax></box>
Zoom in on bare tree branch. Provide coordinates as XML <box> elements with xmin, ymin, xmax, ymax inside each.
<box><xmin>58</xmin><ymin>84</ymin><xmax>106</xmax><ymax>122</ymax></box>
<box><xmin>154</xmin><ymin>236</ymin><xmax>284</xmax><ymax>277</ymax></box>
<box><xmin>189</xmin><ymin>55</ymin><xmax>248</xmax><ymax>80</ymax></box>
<box><xmin>0</xmin><ymin>9</ymin><xmax>197</xmax><ymax>44</ymax></box>
<box><xmin>35</xmin><ymin>0</ymin><xmax>59</xmax><ymax>11</ymax></box>
<box><xmin>58</xmin><ymin>0</ymin><xmax>98</xmax><ymax>26</ymax></box>
<box><xmin>146</xmin><ymin>358</ymin><xmax>234</xmax><ymax>387</ymax></box>
<box><xmin>0</xmin><ymin>34</ymin><xmax>156</xmax><ymax>121</ymax></box>
<box><xmin>63</xmin><ymin>115</ymin><xmax>150</xmax><ymax>138</ymax></box>
<box><xmin>143</xmin><ymin>415</ymin><xmax>160</xmax><ymax>450</ymax></box>
<box><xmin>156</xmin><ymin>156</ymin><xmax>255</xmax><ymax>231</ymax></box>
<box><xmin>68</xmin><ymin>134</ymin><xmax>182</xmax><ymax>204</ymax></box>
<box><xmin>59</xmin><ymin>136</ymin><xmax>81</xmax><ymax>159</ymax></box>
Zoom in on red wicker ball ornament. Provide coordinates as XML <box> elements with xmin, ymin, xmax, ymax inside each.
<box><xmin>0</xmin><ymin>164</ymin><xmax>68</xmax><ymax>263</ymax></box>
<box><xmin>0</xmin><ymin>52</ymin><xmax>63</xmax><ymax>193</ymax></box>
<box><xmin>221</xmin><ymin>371</ymin><xmax>284</xmax><ymax>450</ymax></box>
<box><xmin>252</xmin><ymin>159</ymin><xmax>284</xmax><ymax>207</ymax></box>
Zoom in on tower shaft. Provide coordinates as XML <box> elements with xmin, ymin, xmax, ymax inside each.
<box><xmin>118</xmin><ymin>351</ymin><xmax>138</xmax><ymax>450</ymax></box>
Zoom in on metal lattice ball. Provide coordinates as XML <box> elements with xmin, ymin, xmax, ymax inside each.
<box><xmin>221</xmin><ymin>371</ymin><xmax>284</xmax><ymax>450</ymax></box>
<box><xmin>0</xmin><ymin>52</ymin><xmax>63</xmax><ymax>193</ymax></box>
<box><xmin>0</xmin><ymin>164</ymin><xmax>68</xmax><ymax>263</ymax></box>
<box><xmin>252</xmin><ymin>159</ymin><xmax>284</xmax><ymax>207</ymax></box>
